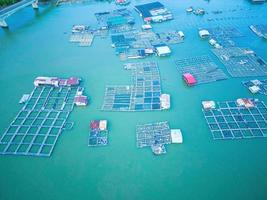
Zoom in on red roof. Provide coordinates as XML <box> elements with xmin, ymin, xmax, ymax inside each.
<box><xmin>183</xmin><ymin>73</ymin><xmax>197</xmax><ymax>86</ymax></box>
<box><xmin>90</xmin><ymin>120</ymin><xmax>99</xmax><ymax>130</ymax></box>
<box><xmin>74</xmin><ymin>95</ymin><xmax>88</xmax><ymax>104</ymax></box>
<box><xmin>67</xmin><ymin>77</ymin><xmax>80</xmax><ymax>86</ymax></box>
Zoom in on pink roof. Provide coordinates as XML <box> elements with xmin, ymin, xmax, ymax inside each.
<box><xmin>74</xmin><ymin>95</ymin><xmax>88</xmax><ymax>104</ymax></box>
<box><xmin>90</xmin><ymin>120</ymin><xmax>99</xmax><ymax>130</ymax></box>
<box><xmin>67</xmin><ymin>77</ymin><xmax>80</xmax><ymax>86</ymax></box>
<box><xmin>183</xmin><ymin>73</ymin><xmax>197</xmax><ymax>85</ymax></box>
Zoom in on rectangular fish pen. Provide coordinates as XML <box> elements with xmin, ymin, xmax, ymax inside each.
<box><xmin>136</xmin><ymin>121</ymin><xmax>172</xmax><ymax>155</ymax></box>
<box><xmin>212</xmin><ymin>47</ymin><xmax>267</xmax><ymax>77</ymax></box>
<box><xmin>206</xmin><ymin>27</ymin><xmax>243</xmax><ymax>47</ymax></box>
<box><xmin>202</xmin><ymin>99</ymin><xmax>267</xmax><ymax>140</ymax></box>
<box><xmin>0</xmin><ymin>84</ymin><xmax>80</xmax><ymax>157</ymax></box>
<box><xmin>243</xmin><ymin>79</ymin><xmax>267</xmax><ymax>95</ymax></box>
<box><xmin>102</xmin><ymin>62</ymin><xmax>164</xmax><ymax>112</ymax></box>
<box><xmin>175</xmin><ymin>55</ymin><xmax>228</xmax><ymax>85</ymax></box>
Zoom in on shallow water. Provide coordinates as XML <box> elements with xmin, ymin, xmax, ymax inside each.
<box><xmin>1</xmin><ymin>0</ymin><xmax>267</xmax><ymax>199</ymax></box>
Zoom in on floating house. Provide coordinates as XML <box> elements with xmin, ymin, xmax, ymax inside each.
<box><xmin>171</xmin><ymin>129</ymin><xmax>183</xmax><ymax>144</ymax></box>
<box><xmin>202</xmin><ymin>101</ymin><xmax>216</xmax><ymax>110</ymax></box>
<box><xmin>115</xmin><ymin>0</ymin><xmax>130</xmax><ymax>5</ymax></box>
<box><xmin>160</xmin><ymin>94</ymin><xmax>170</xmax><ymax>110</ymax></box>
<box><xmin>59</xmin><ymin>77</ymin><xmax>81</xmax><ymax>87</ymax></box>
<box><xmin>249</xmin><ymin>85</ymin><xmax>260</xmax><ymax>94</ymax></box>
<box><xmin>183</xmin><ymin>73</ymin><xmax>197</xmax><ymax>86</ymax></box>
<box><xmin>72</xmin><ymin>25</ymin><xmax>87</xmax><ymax>33</ymax></box>
<box><xmin>74</xmin><ymin>95</ymin><xmax>88</xmax><ymax>106</ymax></box>
<box><xmin>99</xmin><ymin>120</ymin><xmax>108</xmax><ymax>131</ymax></box>
<box><xmin>154</xmin><ymin>44</ymin><xmax>171</xmax><ymax>56</ymax></box>
<box><xmin>237</xmin><ymin>98</ymin><xmax>255</xmax><ymax>108</ymax></box>
<box><xmin>135</xmin><ymin>1</ymin><xmax>173</xmax><ymax>23</ymax></box>
<box><xmin>178</xmin><ymin>31</ymin><xmax>185</xmax><ymax>38</ymax></box>
<box><xmin>142</xmin><ymin>24</ymin><xmax>152</xmax><ymax>30</ymax></box>
<box><xmin>34</xmin><ymin>77</ymin><xmax>59</xmax><ymax>87</ymax></box>
<box><xmin>199</xmin><ymin>29</ymin><xmax>210</xmax><ymax>38</ymax></box>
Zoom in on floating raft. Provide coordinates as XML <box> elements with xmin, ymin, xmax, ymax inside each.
<box><xmin>243</xmin><ymin>79</ymin><xmax>267</xmax><ymax>95</ymax></box>
<box><xmin>206</xmin><ymin>27</ymin><xmax>243</xmax><ymax>47</ymax></box>
<box><xmin>0</xmin><ymin>77</ymin><xmax>87</xmax><ymax>157</ymax></box>
<box><xmin>136</xmin><ymin>121</ymin><xmax>182</xmax><ymax>155</ymax></box>
<box><xmin>175</xmin><ymin>55</ymin><xmax>228</xmax><ymax>85</ymax></box>
<box><xmin>102</xmin><ymin>62</ymin><xmax>169</xmax><ymax>112</ymax></box>
<box><xmin>212</xmin><ymin>47</ymin><xmax>267</xmax><ymax>77</ymax></box>
<box><xmin>95</xmin><ymin>8</ymin><xmax>135</xmax><ymax>34</ymax></box>
<box><xmin>88</xmin><ymin>120</ymin><xmax>109</xmax><ymax>147</ymax></box>
<box><xmin>202</xmin><ymin>99</ymin><xmax>267</xmax><ymax>140</ymax></box>
<box><xmin>249</xmin><ymin>24</ymin><xmax>267</xmax><ymax>39</ymax></box>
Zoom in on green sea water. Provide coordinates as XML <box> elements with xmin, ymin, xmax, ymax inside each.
<box><xmin>1</xmin><ymin>0</ymin><xmax>267</xmax><ymax>199</ymax></box>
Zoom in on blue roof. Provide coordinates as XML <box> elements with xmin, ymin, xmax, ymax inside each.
<box><xmin>135</xmin><ymin>1</ymin><xmax>165</xmax><ymax>18</ymax></box>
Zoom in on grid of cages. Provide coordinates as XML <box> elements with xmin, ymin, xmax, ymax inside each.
<box><xmin>206</xmin><ymin>27</ymin><xmax>243</xmax><ymax>47</ymax></box>
<box><xmin>0</xmin><ymin>110</ymin><xmax>72</xmax><ymax>156</ymax></box>
<box><xmin>175</xmin><ymin>55</ymin><xmax>228</xmax><ymax>85</ymax></box>
<box><xmin>212</xmin><ymin>47</ymin><xmax>267</xmax><ymax>77</ymax></box>
<box><xmin>202</xmin><ymin>100</ymin><xmax>267</xmax><ymax>140</ymax></box>
<box><xmin>88</xmin><ymin>130</ymin><xmax>108</xmax><ymax>147</ymax></box>
<box><xmin>95</xmin><ymin>8</ymin><xmax>135</xmax><ymax>34</ymax></box>
<box><xmin>136</xmin><ymin>121</ymin><xmax>172</xmax><ymax>148</ymax></box>
<box><xmin>102</xmin><ymin>62</ymin><xmax>162</xmax><ymax>111</ymax></box>
<box><xmin>243</xmin><ymin>79</ymin><xmax>267</xmax><ymax>95</ymax></box>
<box><xmin>0</xmin><ymin>86</ymin><xmax>79</xmax><ymax>156</ymax></box>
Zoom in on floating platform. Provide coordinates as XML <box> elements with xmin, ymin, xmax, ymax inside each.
<box><xmin>88</xmin><ymin>120</ymin><xmax>109</xmax><ymax>147</ymax></box>
<box><xmin>102</xmin><ymin>62</ymin><xmax>168</xmax><ymax>112</ymax></box>
<box><xmin>206</xmin><ymin>27</ymin><xmax>243</xmax><ymax>47</ymax></box>
<box><xmin>0</xmin><ymin>78</ymin><xmax>86</xmax><ymax>157</ymax></box>
<box><xmin>202</xmin><ymin>99</ymin><xmax>267</xmax><ymax>140</ymax></box>
<box><xmin>175</xmin><ymin>55</ymin><xmax>228</xmax><ymax>85</ymax></box>
<box><xmin>95</xmin><ymin>8</ymin><xmax>135</xmax><ymax>34</ymax></box>
<box><xmin>136</xmin><ymin>121</ymin><xmax>182</xmax><ymax>155</ymax></box>
<box><xmin>212</xmin><ymin>47</ymin><xmax>267</xmax><ymax>77</ymax></box>
<box><xmin>249</xmin><ymin>24</ymin><xmax>267</xmax><ymax>39</ymax></box>
<box><xmin>243</xmin><ymin>79</ymin><xmax>267</xmax><ymax>95</ymax></box>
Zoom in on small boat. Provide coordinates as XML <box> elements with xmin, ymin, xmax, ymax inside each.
<box><xmin>19</xmin><ymin>94</ymin><xmax>30</xmax><ymax>104</ymax></box>
<box><xmin>186</xmin><ymin>7</ymin><xmax>193</xmax><ymax>13</ymax></box>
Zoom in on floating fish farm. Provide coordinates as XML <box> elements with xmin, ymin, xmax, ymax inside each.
<box><xmin>175</xmin><ymin>55</ymin><xmax>228</xmax><ymax>85</ymax></box>
<box><xmin>243</xmin><ymin>79</ymin><xmax>267</xmax><ymax>95</ymax></box>
<box><xmin>95</xmin><ymin>8</ymin><xmax>135</xmax><ymax>34</ymax></box>
<box><xmin>249</xmin><ymin>24</ymin><xmax>267</xmax><ymax>39</ymax></box>
<box><xmin>202</xmin><ymin>99</ymin><xmax>267</xmax><ymax>140</ymax></box>
<box><xmin>136</xmin><ymin>121</ymin><xmax>171</xmax><ymax>155</ymax></box>
<box><xmin>212</xmin><ymin>47</ymin><xmax>267</xmax><ymax>77</ymax></box>
<box><xmin>70</xmin><ymin>25</ymin><xmax>95</xmax><ymax>47</ymax></box>
<box><xmin>0</xmin><ymin>77</ymin><xmax>88</xmax><ymax>157</ymax></box>
<box><xmin>102</xmin><ymin>62</ymin><xmax>170</xmax><ymax>111</ymax></box>
<box><xmin>88</xmin><ymin>120</ymin><xmax>109</xmax><ymax>147</ymax></box>
<box><xmin>206</xmin><ymin>27</ymin><xmax>243</xmax><ymax>47</ymax></box>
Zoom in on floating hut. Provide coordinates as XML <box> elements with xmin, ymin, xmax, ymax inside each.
<box><xmin>249</xmin><ymin>85</ymin><xmax>260</xmax><ymax>94</ymax></box>
<box><xmin>183</xmin><ymin>73</ymin><xmax>197</xmax><ymax>86</ymax></box>
<box><xmin>74</xmin><ymin>95</ymin><xmax>88</xmax><ymax>106</ymax></box>
<box><xmin>171</xmin><ymin>129</ymin><xmax>183</xmax><ymax>144</ymax></box>
<box><xmin>142</xmin><ymin>24</ymin><xmax>152</xmax><ymax>30</ymax></box>
<box><xmin>154</xmin><ymin>44</ymin><xmax>171</xmax><ymax>56</ymax></box>
<box><xmin>202</xmin><ymin>101</ymin><xmax>216</xmax><ymax>110</ymax></box>
<box><xmin>160</xmin><ymin>94</ymin><xmax>170</xmax><ymax>110</ymax></box>
<box><xmin>135</xmin><ymin>1</ymin><xmax>173</xmax><ymax>23</ymax></box>
<box><xmin>34</xmin><ymin>77</ymin><xmax>59</xmax><ymax>87</ymax></box>
<box><xmin>199</xmin><ymin>29</ymin><xmax>210</xmax><ymax>38</ymax></box>
<box><xmin>237</xmin><ymin>98</ymin><xmax>255</xmax><ymax>108</ymax></box>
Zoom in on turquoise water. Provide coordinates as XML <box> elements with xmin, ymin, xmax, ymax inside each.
<box><xmin>1</xmin><ymin>0</ymin><xmax>267</xmax><ymax>199</ymax></box>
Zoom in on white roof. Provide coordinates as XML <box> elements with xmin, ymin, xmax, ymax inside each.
<box><xmin>178</xmin><ymin>31</ymin><xmax>184</xmax><ymax>37</ymax></box>
<box><xmin>171</xmin><ymin>129</ymin><xmax>183</xmax><ymax>144</ymax></box>
<box><xmin>202</xmin><ymin>101</ymin><xmax>216</xmax><ymax>110</ymax></box>
<box><xmin>251</xmin><ymin>79</ymin><xmax>262</xmax><ymax>85</ymax></box>
<box><xmin>249</xmin><ymin>85</ymin><xmax>260</xmax><ymax>94</ymax></box>
<box><xmin>142</xmin><ymin>24</ymin><xmax>152</xmax><ymax>30</ymax></box>
<box><xmin>156</xmin><ymin>45</ymin><xmax>171</xmax><ymax>54</ymax></box>
<box><xmin>199</xmin><ymin>29</ymin><xmax>210</xmax><ymax>37</ymax></box>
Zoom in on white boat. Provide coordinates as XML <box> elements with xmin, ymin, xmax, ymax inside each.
<box><xmin>19</xmin><ymin>94</ymin><xmax>30</xmax><ymax>104</ymax></box>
